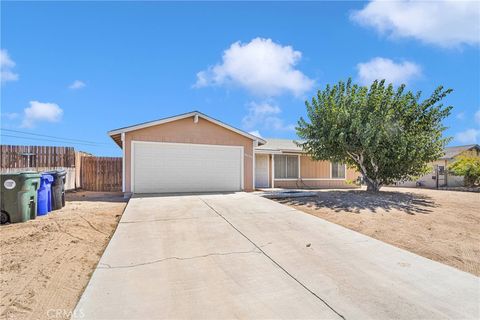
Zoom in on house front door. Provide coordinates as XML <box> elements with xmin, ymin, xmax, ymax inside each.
<box><xmin>255</xmin><ymin>154</ymin><xmax>269</xmax><ymax>188</ymax></box>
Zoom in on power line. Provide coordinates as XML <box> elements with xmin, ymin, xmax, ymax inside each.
<box><xmin>0</xmin><ymin>128</ymin><xmax>110</xmax><ymax>145</ymax></box>
<box><xmin>1</xmin><ymin>128</ymin><xmax>108</xmax><ymax>145</ymax></box>
<box><xmin>0</xmin><ymin>134</ymin><xmax>102</xmax><ymax>147</ymax></box>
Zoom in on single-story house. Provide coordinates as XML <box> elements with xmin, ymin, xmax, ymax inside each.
<box><xmin>108</xmin><ymin>111</ymin><xmax>359</xmax><ymax>194</ymax></box>
<box><xmin>395</xmin><ymin>144</ymin><xmax>480</xmax><ymax>188</ymax></box>
<box><xmin>255</xmin><ymin>139</ymin><xmax>359</xmax><ymax>189</ymax></box>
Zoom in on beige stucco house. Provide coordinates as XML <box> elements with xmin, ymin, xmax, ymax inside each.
<box><xmin>395</xmin><ymin>144</ymin><xmax>480</xmax><ymax>188</ymax></box>
<box><xmin>255</xmin><ymin>139</ymin><xmax>359</xmax><ymax>189</ymax></box>
<box><xmin>109</xmin><ymin>111</ymin><xmax>359</xmax><ymax>194</ymax></box>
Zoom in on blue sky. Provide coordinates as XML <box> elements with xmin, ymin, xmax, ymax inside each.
<box><xmin>1</xmin><ymin>1</ymin><xmax>479</xmax><ymax>156</ymax></box>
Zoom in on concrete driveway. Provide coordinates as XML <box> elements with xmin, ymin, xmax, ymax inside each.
<box><xmin>75</xmin><ymin>193</ymin><xmax>479</xmax><ymax>319</ymax></box>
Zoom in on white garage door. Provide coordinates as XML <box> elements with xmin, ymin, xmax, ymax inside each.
<box><xmin>132</xmin><ymin>141</ymin><xmax>243</xmax><ymax>193</ymax></box>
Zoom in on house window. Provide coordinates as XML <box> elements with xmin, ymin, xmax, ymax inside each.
<box><xmin>438</xmin><ymin>166</ymin><xmax>445</xmax><ymax>175</ymax></box>
<box><xmin>274</xmin><ymin>155</ymin><xmax>299</xmax><ymax>179</ymax></box>
<box><xmin>331</xmin><ymin>162</ymin><xmax>346</xmax><ymax>179</ymax></box>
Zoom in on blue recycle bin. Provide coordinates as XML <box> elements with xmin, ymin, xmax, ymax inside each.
<box><xmin>37</xmin><ymin>173</ymin><xmax>54</xmax><ymax>216</ymax></box>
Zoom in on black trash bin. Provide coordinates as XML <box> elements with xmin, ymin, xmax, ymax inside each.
<box><xmin>44</xmin><ymin>170</ymin><xmax>66</xmax><ymax>210</ymax></box>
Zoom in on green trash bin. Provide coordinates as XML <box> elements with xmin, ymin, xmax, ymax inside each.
<box><xmin>1</xmin><ymin>172</ymin><xmax>41</xmax><ymax>224</ymax></box>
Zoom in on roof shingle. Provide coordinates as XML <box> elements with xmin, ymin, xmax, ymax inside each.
<box><xmin>255</xmin><ymin>138</ymin><xmax>304</xmax><ymax>152</ymax></box>
<box><xmin>440</xmin><ymin>144</ymin><xmax>479</xmax><ymax>159</ymax></box>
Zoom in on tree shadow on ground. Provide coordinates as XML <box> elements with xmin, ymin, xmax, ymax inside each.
<box><xmin>276</xmin><ymin>190</ymin><xmax>437</xmax><ymax>215</ymax></box>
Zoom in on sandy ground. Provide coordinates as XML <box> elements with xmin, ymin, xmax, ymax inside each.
<box><xmin>277</xmin><ymin>187</ymin><xmax>480</xmax><ymax>276</ymax></box>
<box><xmin>0</xmin><ymin>191</ymin><xmax>127</xmax><ymax>320</ymax></box>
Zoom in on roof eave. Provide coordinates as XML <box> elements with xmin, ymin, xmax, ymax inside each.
<box><xmin>107</xmin><ymin>111</ymin><xmax>266</xmax><ymax>145</ymax></box>
<box><xmin>255</xmin><ymin>148</ymin><xmax>305</xmax><ymax>154</ymax></box>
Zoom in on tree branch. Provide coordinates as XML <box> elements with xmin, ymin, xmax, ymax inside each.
<box><xmin>370</xmin><ymin>157</ymin><xmax>379</xmax><ymax>173</ymax></box>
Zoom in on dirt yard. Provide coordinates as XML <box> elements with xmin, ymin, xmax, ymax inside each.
<box><xmin>0</xmin><ymin>191</ymin><xmax>127</xmax><ymax>320</ymax></box>
<box><xmin>277</xmin><ymin>187</ymin><xmax>480</xmax><ymax>276</ymax></box>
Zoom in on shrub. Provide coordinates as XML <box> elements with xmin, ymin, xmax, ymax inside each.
<box><xmin>448</xmin><ymin>156</ymin><xmax>480</xmax><ymax>187</ymax></box>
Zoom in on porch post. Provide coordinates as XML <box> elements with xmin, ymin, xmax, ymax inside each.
<box><xmin>252</xmin><ymin>141</ymin><xmax>258</xmax><ymax>190</ymax></box>
<box><xmin>297</xmin><ymin>154</ymin><xmax>301</xmax><ymax>179</ymax></box>
<box><xmin>271</xmin><ymin>154</ymin><xmax>275</xmax><ymax>188</ymax></box>
<box><xmin>121</xmin><ymin>132</ymin><xmax>125</xmax><ymax>193</ymax></box>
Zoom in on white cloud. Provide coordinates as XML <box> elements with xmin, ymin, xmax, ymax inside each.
<box><xmin>357</xmin><ymin>57</ymin><xmax>422</xmax><ymax>85</ymax></box>
<box><xmin>475</xmin><ymin>109</ymin><xmax>480</xmax><ymax>125</ymax></box>
<box><xmin>249</xmin><ymin>130</ymin><xmax>262</xmax><ymax>138</ymax></box>
<box><xmin>242</xmin><ymin>101</ymin><xmax>281</xmax><ymax>128</ymax></box>
<box><xmin>456</xmin><ymin>112</ymin><xmax>465</xmax><ymax>120</ymax></box>
<box><xmin>69</xmin><ymin>80</ymin><xmax>86</xmax><ymax>90</ymax></box>
<box><xmin>456</xmin><ymin>109</ymin><xmax>480</xmax><ymax>144</ymax></box>
<box><xmin>242</xmin><ymin>101</ymin><xmax>295</xmax><ymax>132</ymax></box>
<box><xmin>21</xmin><ymin>101</ymin><xmax>63</xmax><ymax>128</ymax></box>
<box><xmin>1</xmin><ymin>70</ymin><xmax>19</xmax><ymax>83</ymax></box>
<box><xmin>351</xmin><ymin>0</ymin><xmax>480</xmax><ymax>48</ymax></box>
<box><xmin>455</xmin><ymin>129</ymin><xmax>479</xmax><ymax>144</ymax></box>
<box><xmin>0</xmin><ymin>50</ymin><xmax>15</xmax><ymax>68</ymax></box>
<box><xmin>0</xmin><ymin>49</ymin><xmax>19</xmax><ymax>84</ymax></box>
<box><xmin>264</xmin><ymin>117</ymin><xmax>296</xmax><ymax>132</ymax></box>
<box><xmin>194</xmin><ymin>38</ymin><xmax>314</xmax><ymax>97</ymax></box>
<box><xmin>1</xmin><ymin>112</ymin><xmax>19</xmax><ymax>120</ymax></box>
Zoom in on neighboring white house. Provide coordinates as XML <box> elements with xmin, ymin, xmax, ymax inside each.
<box><xmin>396</xmin><ymin>144</ymin><xmax>480</xmax><ymax>188</ymax></box>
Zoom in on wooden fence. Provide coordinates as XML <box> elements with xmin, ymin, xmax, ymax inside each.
<box><xmin>0</xmin><ymin>145</ymin><xmax>75</xmax><ymax>169</ymax></box>
<box><xmin>81</xmin><ymin>157</ymin><xmax>122</xmax><ymax>191</ymax></box>
<box><xmin>1</xmin><ymin>145</ymin><xmax>122</xmax><ymax>192</ymax></box>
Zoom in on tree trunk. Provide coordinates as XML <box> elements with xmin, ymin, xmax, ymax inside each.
<box><xmin>352</xmin><ymin>155</ymin><xmax>382</xmax><ymax>192</ymax></box>
<box><xmin>465</xmin><ymin>175</ymin><xmax>476</xmax><ymax>187</ymax></box>
<box><xmin>365</xmin><ymin>178</ymin><xmax>381</xmax><ymax>192</ymax></box>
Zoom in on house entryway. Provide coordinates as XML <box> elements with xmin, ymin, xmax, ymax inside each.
<box><xmin>255</xmin><ymin>154</ymin><xmax>269</xmax><ymax>188</ymax></box>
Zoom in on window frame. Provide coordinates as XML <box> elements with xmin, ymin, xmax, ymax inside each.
<box><xmin>274</xmin><ymin>154</ymin><xmax>300</xmax><ymax>180</ymax></box>
<box><xmin>331</xmin><ymin>162</ymin><xmax>346</xmax><ymax>179</ymax></box>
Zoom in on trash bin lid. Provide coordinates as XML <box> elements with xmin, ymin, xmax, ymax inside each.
<box><xmin>43</xmin><ymin>170</ymin><xmax>67</xmax><ymax>178</ymax></box>
<box><xmin>40</xmin><ymin>173</ymin><xmax>54</xmax><ymax>182</ymax></box>
<box><xmin>43</xmin><ymin>170</ymin><xmax>58</xmax><ymax>177</ymax></box>
<box><xmin>1</xmin><ymin>172</ymin><xmax>40</xmax><ymax>184</ymax></box>
<box><xmin>55</xmin><ymin>169</ymin><xmax>67</xmax><ymax>177</ymax></box>
<box><xmin>19</xmin><ymin>172</ymin><xmax>41</xmax><ymax>179</ymax></box>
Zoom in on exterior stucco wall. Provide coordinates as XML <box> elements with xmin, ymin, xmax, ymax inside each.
<box><xmin>396</xmin><ymin>158</ymin><xmax>467</xmax><ymax>188</ymax></box>
<box><xmin>300</xmin><ymin>157</ymin><xmax>330</xmax><ymax>178</ymax></box>
<box><xmin>346</xmin><ymin>167</ymin><xmax>361</xmax><ymax>181</ymax></box>
<box><xmin>265</xmin><ymin>154</ymin><xmax>360</xmax><ymax>189</ymax></box>
<box><xmin>395</xmin><ymin>159</ymin><xmax>463</xmax><ymax>188</ymax></box>
<box><xmin>274</xmin><ymin>179</ymin><xmax>357</xmax><ymax>189</ymax></box>
<box><xmin>124</xmin><ymin>116</ymin><xmax>254</xmax><ymax>193</ymax></box>
<box><xmin>394</xmin><ymin>148</ymin><xmax>480</xmax><ymax>189</ymax></box>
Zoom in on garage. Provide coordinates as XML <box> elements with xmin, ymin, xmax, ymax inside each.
<box><xmin>132</xmin><ymin>141</ymin><xmax>243</xmax><ymax>193</ymax></box>
<box><xmin>108</xmin><ymin>111</ymin><xmax>265</xmax><ymax>194</ymax></box>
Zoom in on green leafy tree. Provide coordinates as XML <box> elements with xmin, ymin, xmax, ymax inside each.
<box><xmin>448</xmin><ymin>156</ymin><xmax>480</xmax><ymax>187</ymax></box>
<box><xmin>297</xmin><ymin>79</ymin><xmax>452</xmax><ymax>192</ymax></box>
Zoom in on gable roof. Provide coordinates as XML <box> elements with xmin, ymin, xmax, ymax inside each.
<box><xmin>255</xmin><ymin>141</ymin><xmax>480</xmax><ymax>159</ymax></box>
<box><xmin>440</xmin><ymin>144</ymin><xmax>480</xmax><ymax>159</ymax></box>
<box><xmin>255</xmin><ymin>138</ymin><xmax>304</xmax><ymax>153</ymax></box>
<box><xmin>108</xmin><ymin>111</ymin><xmax>266</xmax><ymax>147</ymax></box>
